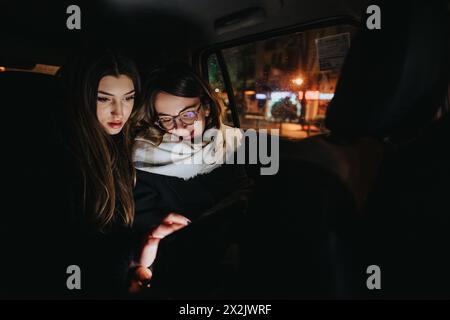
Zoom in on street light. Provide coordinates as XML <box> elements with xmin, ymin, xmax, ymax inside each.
<box><xmin>292</xmin><ymin>77</ymin><xmax>304</xmax><ymax>86</ymax></box>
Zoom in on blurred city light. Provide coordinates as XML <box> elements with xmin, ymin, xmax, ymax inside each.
<box><xmin>319</xmin><ymin>92</ymin><xmax>334</xmax><ymax>100</ymax></box>
<box><xmin>292</xmin><ymin>77</ymin><xmax>304</xmax><ymax>86</ymax></box>
<box><xmin>305</xmin><ymin>90</ymin><xmax>320</xmax><ymax>100</ymax></box>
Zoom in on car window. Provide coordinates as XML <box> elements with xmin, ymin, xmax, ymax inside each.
<box><xmin>206</xmin><ymin>24</ymin><xmax>357</xmax><ymax>139</ymax></box>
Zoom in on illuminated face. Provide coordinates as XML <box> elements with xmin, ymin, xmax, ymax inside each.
<box><xmin>154</xmin><ymin>91</ymin><xmax>210</xmax><ymax>140</ymax></box>
<box><xmin>96</xmin><ymin>75</ymin><xmax>135</xmax><ymax>135</ymax></box>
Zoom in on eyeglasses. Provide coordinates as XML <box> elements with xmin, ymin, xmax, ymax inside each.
<box><xmin>155</xmin><ymin>104</ymin><xmax>202</xmax><ymax>131</ymax></box>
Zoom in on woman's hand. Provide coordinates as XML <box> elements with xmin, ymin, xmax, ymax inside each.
<box><xmin>128</xmin><ymin>213</ymin><xmax>190</xmax><ymax>293</ymax></box>
<box><xmin>139</xmin><ymin>213</ymin><xmax>191</xmax><ymax>267</ymax></box>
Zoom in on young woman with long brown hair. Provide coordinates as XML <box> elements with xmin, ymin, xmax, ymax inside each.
<box><xmin>60</xmin><ymin>49</ymin><xmax>141</xmax><ymax>296</ymax></box>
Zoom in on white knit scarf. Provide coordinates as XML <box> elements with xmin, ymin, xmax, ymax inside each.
<box><xmin>133</xmin><ymin>124</ymin><xmax>243</xmax><ymax>180</ymax></box>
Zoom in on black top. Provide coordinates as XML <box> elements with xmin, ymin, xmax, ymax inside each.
<box><xmin>59</xmin><ymin>143</ymin><xmax>252</xmax><ymax>298</ymax></box>
<box><xmin>133</xmin><ymin>162</ymin><xmax>253</xmax><ymax>233</ymax></box>
<box><xmin>61</xmin><ymin>144</ymin><xmax>135</xmax><ymax>298</ymax></box>
<box><xmin>133</xmin><ymin>162</ymin><xmax>253</xmax><ymax>298</ymax></box>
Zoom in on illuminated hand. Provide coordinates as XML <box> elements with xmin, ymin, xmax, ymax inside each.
<box><xmin>128</xmin><ymin>213</ymin><xmax>190</xmax><ymax>293</ymax></box>
<box><xmin>139</xmin><ymin>213</ymin><xmax>191</xmax><ymax>267</ymax></box>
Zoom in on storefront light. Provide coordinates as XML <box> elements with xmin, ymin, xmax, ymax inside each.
<box><xmin>270</xmin><ymin>91</ymin><xmax>293</xmax><ymax>101</ymax></box>
<box><xmin>319</xmin><ymin>92</ymin><xmax>334</xmax><ymax>100</ymax></box>
<box><xmin>305</xmin><ymin>90</ymin><xmax>320</xmax><ymax>100</ymax></box>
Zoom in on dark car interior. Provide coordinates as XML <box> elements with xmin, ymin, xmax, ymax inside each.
<box><xmin>1</xmin><ymin>0</ymin><xmax>449</xmax><ymax>299</ymax></box>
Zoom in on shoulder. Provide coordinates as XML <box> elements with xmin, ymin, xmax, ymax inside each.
<box><xmin>199</xmin><ymin>162</ymin><xmax>251</xmax><ymax>188</ymax></box>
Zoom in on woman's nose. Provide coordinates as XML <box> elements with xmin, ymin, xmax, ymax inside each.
<box><xmin>111</xmin><ymin>101</ymin><xmax>124</xmax><ymax>117</ymax></box>
<box><xmin>174</xmin><ymin>117</ymin><xmax>187</xmax><ymax>128</ymax></box>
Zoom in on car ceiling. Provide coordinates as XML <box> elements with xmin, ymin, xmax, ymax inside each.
<box><xmin>1</xmin><ymin>0</ymin><xmax>368</xmax><ymax>68</ymax></box>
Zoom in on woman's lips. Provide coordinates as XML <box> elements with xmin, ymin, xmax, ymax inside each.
<box><xmin>107</xmin><ymin>121</ymin><xmax>123</xmax><ymax>129</ymax></box>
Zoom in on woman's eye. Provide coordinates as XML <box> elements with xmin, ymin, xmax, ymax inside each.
<box><xmin>97</xmin><ymin>96</ymin><xmax>110</xmax><ymax>103</ymax></box>
<box><xmin>125</xmin><ymin>95</ymin><xmax>135</xmax><ymax>101</ymax></box>
<box><xmin>182</xmin><ymin>111</ymin><xmax>196</xmax><ymax>118</ymax></box>
<box><xmin>159</xmin><ymin>118</ymin><xmax>172</xmax><ymax>123</ymax></box>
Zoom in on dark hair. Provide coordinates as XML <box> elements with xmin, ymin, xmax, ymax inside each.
<box><xmin>132</xmin><ymin>63</ymin><xmax>222</xmax><ymax>144</ymax></box>
<box><xmin>61</xmin><ymin>50</ymin><xmax>141</xmax><ymax>232</ymax></box>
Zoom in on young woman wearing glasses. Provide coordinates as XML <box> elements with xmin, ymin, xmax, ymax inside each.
<box><xmin>128</xmin><ymin>63</ymin><xmax>252</xmax><ymax>295</ymax></box>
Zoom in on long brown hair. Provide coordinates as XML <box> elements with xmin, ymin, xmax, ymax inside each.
<box><xmin>61</xmin><ymin>50</ymin><xmax>141</xmax><ymax>232</ymax></box>
<box><xmin>132</xmin><ymin>63</ymin><xmax>222</xmax><ymax>144</ymax></box>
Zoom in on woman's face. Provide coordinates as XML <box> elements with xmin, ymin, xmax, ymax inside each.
<box><xmin>154</xmin><ymin>91</ymin><xmax>210</xmax><ymax>140</ymax></box>
<box><xmin>96</xmin><ymin>75</ymin><xmax>135</xmax><ymax>135</ymax></box>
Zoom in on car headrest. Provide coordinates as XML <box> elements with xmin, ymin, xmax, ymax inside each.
<box><xmin>325</xmin><ymin>0</ymin><xmax>449</xmax><ymax>139</ymax></box>
<box><xmin>0</xmin><ymin>71</ymin><xmax>62</xmax><ymax>145</ymax></box>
